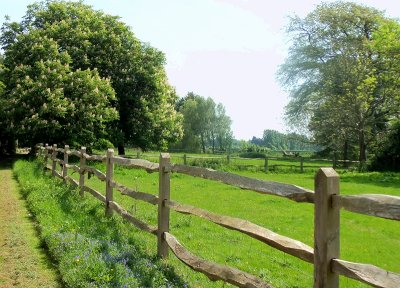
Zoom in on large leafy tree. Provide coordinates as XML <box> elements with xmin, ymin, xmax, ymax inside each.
<box><xmin>1</xmin><ymin>31</ymin><xmax>118</xmax><ymax>148</ymax></box>
<box><xmin>175</xmin><ymin>92</ymin><xmax>232</xmax><ymax>153</ymax></box>
<box><xmin>368</xmin><ymin>19</ymin><xmax>400</xmax><ymax>170</ymax></box>
<box><xmin>278</xmin><ymin>2</ymin><xmax>398</xmax><ymax>163</ymax></box>
<box><xmin>1</xmin><ymin>0</ymin><xmax>182</xmax><ymax>153</ymax></box>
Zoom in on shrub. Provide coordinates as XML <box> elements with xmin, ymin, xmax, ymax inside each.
<box><xmin>189</xmin><ymin>158</ymin><xmax>225</xmax><ymax>170</ymax></box>
<box><xmin>238</xmin><ymin>152</ymin><xmax>266</xmax><ymax>159</ymax></box>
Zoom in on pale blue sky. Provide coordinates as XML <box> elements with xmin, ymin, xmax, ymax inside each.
<box><xmin>1</xmin><ymin>0</ymin><xmax>399</xmax><ymax>140</ymax></box>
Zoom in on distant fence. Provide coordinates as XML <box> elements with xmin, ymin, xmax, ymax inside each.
<box><xmin>131</xmin><ymin>152</ymin><xmax>359</xmax><ymax>173</ymax></box>
<box><xmin>37</xmin><ymin>144</ymin><xmax>400</xmax><ymax>288</ymax></box>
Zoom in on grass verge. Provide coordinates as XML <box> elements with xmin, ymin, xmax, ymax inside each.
<box><xmin>13</xmin><ymin>159</ymin><xmax>187</xmax><ymax>288</ymax></box>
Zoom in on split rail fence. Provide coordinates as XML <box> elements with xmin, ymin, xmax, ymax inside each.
<box><xmin>37</xmin><ymin>144</ymin><xmax>400</xmax><ymax>288</ymax></box>
<box><xmin>133</xmin><ymin>153</ymin><xmax>359</xmax><ymax>173</ymax></box>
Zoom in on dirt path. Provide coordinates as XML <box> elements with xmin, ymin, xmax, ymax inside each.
<box><xmin>0</xmin><ymin>160</ymin><xmax>61</xmax><ymax>288</ymax></box>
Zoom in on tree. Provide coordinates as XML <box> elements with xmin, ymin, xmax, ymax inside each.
<box><xmin>1</xmin><ymin>31</ymin><xmax>118</xmax><ymax>148</ymax></box>
<box><xmin>0</xmin><ymin>54</ymin><xmax>11</xmax><ymax>154</ymax></box>
<box><xmin>278</xmin><ymin>2</ymin><xmax>398</xmax><ymax>163</ymax></box>
<box><xmin>1</xmin><ymin>1</ymin><xmax>182</xmax><ymax>153</ymax></box>
<box><xmin>176</xmin><ymin>93</ymin><xmax>232</xmax><ymax>153</ymax></box>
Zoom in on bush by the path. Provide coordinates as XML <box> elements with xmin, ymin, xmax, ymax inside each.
<box><xmin>13</xmin><ymin>160</ymin><xmax>187</xmax><ymax>288</ymax></box>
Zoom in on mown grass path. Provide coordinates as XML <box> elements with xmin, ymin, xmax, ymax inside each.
<box><xmin>0</xmin><ymin>159</ymin><xmax>61</xmax><ymax>288</ymax></box>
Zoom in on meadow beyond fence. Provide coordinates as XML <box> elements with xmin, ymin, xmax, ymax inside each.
<box><xmin>128</xmin><ymin>152</ymin><xmax>360</xmax><ymax>173</ymax></box>
<box><xmin>37</xmin><ymin>144</ymin><xmax>400</xmax><ymax>288</ymax></box>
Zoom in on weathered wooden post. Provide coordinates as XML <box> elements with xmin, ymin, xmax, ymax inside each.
<box><xmin>105</xmin><ymin>148</ymin><xmax>114</xmax><ymax>216</ymax></box>
<box><xmin>300</xmin><ymin>157</ymin><xmax>304</xmax><ymax>173</ymax></box>
<box><xmin>79</xmin><ymin>147</ymin><xmax>87</xmax><ymax>196</ymax></box>
<box><xmin>314</xmin><ymin>168</ymin><xmax>340</xmax><ymax>288</ymax></box>
<box><xmin>44</xmin><ymin>143</ymin><xmax>49</xmax><ymax>165</ymax></box>
<box><xmin>183</xmin><ymin>154</ymin><xmax>187</xmax><ymax>165</ymax></box>
<box><xmin>137</xmin><ymin>151</ymin><xmax>140</xmax><ymax>159</ymax></box>
<box><xmin>63</xmin><ymin>145</ymin><xmax>69</xmax><ymax>178</ymax></box>
<box><xmin>158</xmin><ymin>153</ymin><xmax>171</xmax><ymax>258</ymax></box>
<box><xmin>264</xmin><ymin>157</ymin><xmax>269</xmax><ymax>173</ymax></box>
<box><xmin>52</xmin><ymin>144</ymin><xmax>57</xmax><ymax>176</ymax></box>
<box><xmin>227</xmin><ymin>153</ymin><xmax>231</xmax><ymax>164</ymax></box>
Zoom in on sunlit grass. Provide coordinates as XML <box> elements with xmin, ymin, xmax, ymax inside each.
<box><xmin>62</xmin><ymin>155</ymin><xmax>400</xmax><ymax>288</ymax></box>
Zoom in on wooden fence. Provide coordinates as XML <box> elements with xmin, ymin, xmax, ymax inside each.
<box><xmin>37</xmin><ymin>144</ymin><xmax>400</xmax><ymax>288</ymax></box>
<box><xmin>132</xmin><ymin>153</ymin><xmax>359</xmax><ymax>173</ymax></box>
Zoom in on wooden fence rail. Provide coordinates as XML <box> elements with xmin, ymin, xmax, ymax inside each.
<box><xmin>136</xmin><ymin>152</ymin><xmax>360</xmax><ymax>173</ymax></box>
<box><xmin>36</xmin><ymin>144</ymin><xmax>400</xmax><ymax>288</ymax></box>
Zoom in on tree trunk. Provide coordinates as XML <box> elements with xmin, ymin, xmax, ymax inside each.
<box><xmin>200</xmin><ymin>134</ymin><xmax>206</xmax><ymax>154</ymax></box>
<box><xmin>358</xmin><ymin>130</ymin><xmax>367</xmax><ymax>162</ymax></box>
<box><xmin>211</xmin><ymin>132</ymin><xmax>215</xmax><ymax>154</ymax></box>
<box><xmin>343</xmin><ymin>139</ymin><xmax>349</xmax><ymax>168</ymax></box>
<box><xmin>118</xmin><ymin>145</ymin><xmax>125</xmax><ymax>155</ymax></box>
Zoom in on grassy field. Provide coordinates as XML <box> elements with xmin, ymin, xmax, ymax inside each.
<box><xmin>48</xmin><ymin>153</ymin><xmax>400</xmax><ymax>288</ymax></box>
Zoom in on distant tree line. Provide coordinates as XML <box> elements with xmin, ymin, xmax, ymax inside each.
<box><xmin>171</xmin><ymin>92</ymin><xmax>233</xmax><ymax>153</ymax></box>
<box><xmin>250</xmin><ymin>129</ymin><xmax>320</xmax><ymax>151</ymax></box>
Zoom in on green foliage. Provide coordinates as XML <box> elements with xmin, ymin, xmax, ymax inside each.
<box><xmin>1</xmin><ymin>31</ymin><xmax>117</xmax><ymax>147</ymax></box>
<box><xmin>174</xmin><ymin>92</ymin><xmax>233</xmax><ymax>153</ymax></box>
<box><xmin>370</xmin><ymin>121</ymin><xmax>400</xmax><ymax>171</ymax></box>
<box><xmin>92</xmin><ymin>138</ymin><xmax>114</xmax><ymax>150</ymax></box>
<box><xmin>278</xmin><ymin>1</ymin><xmax>399</xmax><ymax>163</ymax></box>
<box><xmin>238</xmin><ymin>152</ymin><xmax>266</xmax><ymax>159</ymax></box>
<box><xmin>13</xmin><ymin>160</ymin><xmax>186</xmax><ymax>287</ymax></box>
<box><xmin>1</xmin><ymin>0</ymin><xmax>183</xmax><ymax>151</ymax></box>
<box><xmin>189</xmin><ymin>158</ymin><xmax>225</xmax><ymax>170</ymax></box>
<box><xmin>250</xmin><ymin>130</ymin><xmax>319</xmax><ymax>152</ymax></box>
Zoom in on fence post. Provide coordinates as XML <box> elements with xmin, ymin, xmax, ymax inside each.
<box><xmin>227</xmin><ymin>153</ymin><xmax>230</xmax><ymax>164</ymax></box>
<box><xmin>314</xmin><ymin>168</ymin><xmax>340</xmax><ymax>288</ymax></box>
<box><xmin>264</xmin><ymin>157</ymin><xmax>269</xmax><ymax>173</ymax></box>
<box><xmin>183</xmin><ymin>154</ymin><xmax>187</xmax><ymax>165</ymax></box>
<box><xmin>137</xmin><ymin>151</ymin><xmax>140</xmax><ymax>159</ymax></box>
<box><xmin>44</xmin><ymin>143</ymin><xmax>49</xmax><ymax>164</ymax></box>
<box><xmin>79</xmin><ymin>147</ymin><xmax>86</xmax><ymax>197</ymax></box>
<box><xmin>52</xmin><ymin>144</ymin><xmax>57</xmax><ymax>176</ymax></box>
<box><xmin>300</xmin><ymin>157</ymin><xmax>304</xmax><ymax>173</ymax></box>
<box><xmin>63</xmin><ymin>145</ymin><xmax>69</xmax><ymax>178</ymax></box>
<box><xmin>158</xmin><ymin>153</ymin><xmax>171</xmax><ymax>258</ymax></box>
<box><xmin>105</xmin><ymin>149</ymin><xmax>114</xmax><ymax>216</ymax></box>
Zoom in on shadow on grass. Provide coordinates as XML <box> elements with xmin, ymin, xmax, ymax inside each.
<box><xmin>340</xmin><ymin>172</ymin><xmax>400</xmax><ymax>190</ymax></box>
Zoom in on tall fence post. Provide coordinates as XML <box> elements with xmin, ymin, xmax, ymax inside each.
<box><xmin>105</xmin><ymin>149</ymin><xmax>114</xmax><ymax>216</ymax></box>
<box><xmin>183</xmin><ymin>154</ymin><xmax>187</xmax><ymax>165</ymax></box>
<box><xmin>63</xmin><ymin>145</ymin><xmax>69</xmax><ymax>178</ymax></box>
<box><xmin>314</xmin><ymin>168</ymin><xmax>340</xmax><ymax>288</ymax></box>
<box><xmin>158</xmin><ymin>153</ymin><xmax>171</xmax><ymax>258</ymax></box>
<box><xmin>52</xmin><ymin>144</ymin><xmax>57</xmax><ymax>176</ymax></box>
<box><xmin>79</xmin><ymin>147</ymin><xmax>86</xmax><ymax>197</ymax></box>
<box><xmin>264</xmin><ymin>157</ymin><xmax>269</xmax><ymax>173</ymax></box>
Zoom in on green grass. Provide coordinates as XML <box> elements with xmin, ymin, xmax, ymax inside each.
<box><xmin>13</xmin><ymin>160</ymin><xmax>187</xmax><ymax>288</ymax></box>
<box><xmin>21</xmin><ymin>155</ymin><xmax>400</xmax><ymax>287</ymax></box>
<box><xmin>58</xmin><ymin>157</ymin><xmax>400</xmax><ymax>288</ymax></box>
